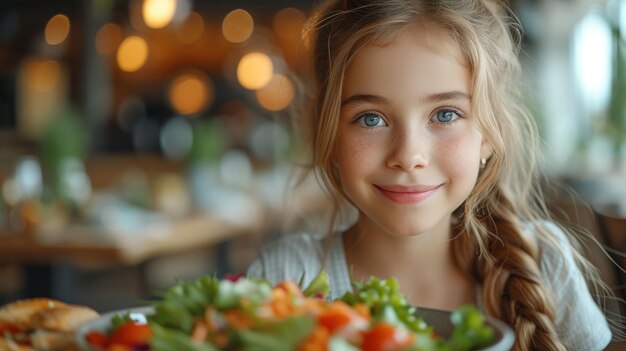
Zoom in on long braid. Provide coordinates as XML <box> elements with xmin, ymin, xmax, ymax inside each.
<box><xmin>452</xmin><ymin>188</ymin><xmax>565</xmax><ymax>350</ymax></box>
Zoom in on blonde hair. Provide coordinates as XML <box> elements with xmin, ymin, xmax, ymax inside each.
<box><xmin>295</xmin><ymin>0</ymin><xmax>615</xmax><ymax>350</ymax></box>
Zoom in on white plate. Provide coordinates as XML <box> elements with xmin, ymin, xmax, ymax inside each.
<box><xmin>75</xmin><ymin>306</ymin><xmax>514</xmax><ymax>351</ymax></box>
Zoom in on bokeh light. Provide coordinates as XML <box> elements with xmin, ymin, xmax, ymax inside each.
<box><xmin>96</xmin><ymin>23</ymin><xmax>123</xmax><ymax>55</ymax></box>
<box><xmin>168</xmin><ymin>72</ymin><xmax>213</xmax><ymax>115</ymax></box>
<box><xmin>273</xmin><ymin>8</ymin><xmax>306</xmax><ymax>42</ymax></box>
<box><xmin>249</xmin><ymin>121</ymin><xmax>290</xmax><ymax>162</ymax></box>
<box><xmin>45</xmin><ymin>14</ymin><xmax>70</xmax><ymax>45</ymax></box>
<box><xmin>142</xmin><ymin>0</ymin><xmax>177</xmax><ymax>29</ymax></box>
<box><xmin>23</xmin><ymin>60</ymin><xmax>61</xmax><ymax>92</ymax></box>
<box><xmin>236</xmin><ymin>52</ymin><xmax>273</xmax><ymax>90</ymax></box>
<box><xmin>255</xmin><ymin>73</ymin><xmax>294</xmax><ymax>111</ymax></box>
<box><xmin>175</xmin><ymin>11</ymin><xmax>204</xmax><ymax>44</ymax></box>
<box><xmin>129</xmin><ymin>0</ymin><xmax>147</xmax><ymax>32</ymax></box>
<box><xmin>160</xmin><ymin>117</ymin><xmax>193</xmax><ymax>159</ymax></box>
<box><xmin>172</xmin><ymin>0</ymin><xmax>192</xmax><ymax>25</ymax></box>
<box><xmin>117</xmin><ymin>36</ymin><xmax>149</xmax><ymax>72</ymax></box>
<box><xmin>222</xmin><ymin>9</ymin><xmax>253</xmax><ymax>43</ymax></box>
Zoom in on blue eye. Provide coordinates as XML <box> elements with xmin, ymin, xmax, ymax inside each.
<box><xmin>356</xmin><ymin>113</ymin><xmax>386</xmax><ymax>127</ymax></box>
<box><xmin>433</xmin><ymin>109</ymin><xmax>460</xmax><ymax>124</ymax></box>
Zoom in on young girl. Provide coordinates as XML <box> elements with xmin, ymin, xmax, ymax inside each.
<box><xmin>247</xmin><ymin>0</ymin><xmax>613</xmax><ymax>349</ymax></box>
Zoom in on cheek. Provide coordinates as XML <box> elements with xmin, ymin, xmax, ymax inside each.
<box><xmin>435</xmin><ymin>131</ymin><xmax>482</xmax><ymax>181</ymax></box>
<box><xmin>336</xmin><ymin>134</ymin><xmax>378</xmax><ymax>174</ymax></box>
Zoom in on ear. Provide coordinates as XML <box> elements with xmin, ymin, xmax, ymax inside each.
<box><xmin>480</xmin><ymin>138</ymin><xmax>494</xmax><ymax>161</ymax></box>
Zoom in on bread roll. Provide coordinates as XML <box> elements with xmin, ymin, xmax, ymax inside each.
<box><xmin>29</xmin><ymin>330</ymin><xmax>73</xmax><ymax>351</ymax></box>
<box><xmin>0</xmin><ymin>299</ymin><xmax>67</xmax><ymax>329</ymax></box>
<box><xmin>0</xmin><ymin>298</ymin><xmax>99</xmax><ymax>351</ymax></box>
<box><xmin>33</xmin><ymin>306</ymin><xmax>98</xmax><ymax>333</ymax></box>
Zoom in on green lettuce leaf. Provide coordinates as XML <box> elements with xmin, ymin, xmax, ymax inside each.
<box><xmin>236</xmin><ymin>315</ymin><xmax>315</xmax><ymax>351</ymax></box>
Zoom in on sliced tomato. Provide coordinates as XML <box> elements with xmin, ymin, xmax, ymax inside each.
<box><xmin>0</xmin><ymin>323</ymin><xmax>21</xmax><ymax>335</ymax></box>
<box><xmin>109</xmin><ymin>322</ymin><xmax>152</xmax><ymax>347</ymax></box>
<box><xmin>361</xmin><ymin>322</ymin><xmax>413</xmax><ymax>351</ymax></box>
<box><xmin>317</xmin><ymin>302</ymin><xmax>358</xmax><ymax>333</ymax></box>
<box><xmin>85</xmin><ymin>331</ymin><xmax>110</xmax><ymax>348</ymax></box>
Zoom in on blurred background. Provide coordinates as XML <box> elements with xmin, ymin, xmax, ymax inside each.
<box><xmin>0</xmin><ymin>0</ymin><xmax>624</xmax><ymax>315</ymax></box>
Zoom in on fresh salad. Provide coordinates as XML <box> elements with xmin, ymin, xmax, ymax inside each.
<box><xmin>84</xmin><ymin>273</ymin><xmax>495</xmax><ymax>351</ymax></box>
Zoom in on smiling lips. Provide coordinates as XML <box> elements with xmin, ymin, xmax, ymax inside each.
<box><xmin>375</xmin><ymin>184</ymin><xmax>441</xmax><ymax>204</ymax></box>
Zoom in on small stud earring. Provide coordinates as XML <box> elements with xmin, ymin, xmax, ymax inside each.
<box><xmin>480</xmin><ymin>158</ymin><xmax>487</xmax><ymax>168</ymax></box>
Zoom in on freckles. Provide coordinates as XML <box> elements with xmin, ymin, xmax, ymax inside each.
<box><xmin>339</xmin><ymin>138</ymin><xmax>371</xmax><ymax>169</ymax></box>
<box><xmin>435</xmin><ymin>133</ymin><xmax>481</xmax><ymax>173</ymax></box>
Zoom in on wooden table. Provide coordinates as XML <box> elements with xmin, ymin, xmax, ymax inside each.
<box><xmin>0</xmin><ymin>212</ymin><xmax>265</xmax><ymax>266</ymax></box>
<box><xmin>0</xmin><ymin>209</ymin><xmax>270</xmax><ymax>304</ymax></box>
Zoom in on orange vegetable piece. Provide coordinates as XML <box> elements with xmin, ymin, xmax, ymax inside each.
<box><xmin>109</xmin><ymin>322</ymin><xmax>152</xmax><ymax>347</ymax></box>
<box><xmin>274</xmin><ymin>280</ymin><xmax>304</xmax><ymax>297</ymax></box>
<box><xmin>317</xmin><ymin>301</ymin><xmax>367</xmax><ymax>334</ymax></box>
<box><xmin>107</xmin><ymin>344</ymin><xmax>132</xmax><ymax>351</ymax></box>
<box><xmin>298</xmin><ymin>326</ymin><xmax>330</xmax><ymax>351</ymax></box>
<box><xmin>85</xmin><ymin>331</ymin><xmax>109</xmax><ymax>348</ymax></box>
<box><xmin>361</xmin><ymin>322</ymin><xmax>414</xmax><ymax>351</ymax></box>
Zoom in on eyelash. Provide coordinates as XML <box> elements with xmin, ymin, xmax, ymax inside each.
<box><xmin>430</xmin><ymin>107</ymin><xmax>464</xmax><ymax>126</ymax></box>
<box><xmin>353</xmin><ymin>111</ymin><xmax>387</xmax><ymax>129</ymax></box>
<box><xmin>351</xmin><ymin>107</ymin><xmax>465</xmax><ymax>129</ymax></box>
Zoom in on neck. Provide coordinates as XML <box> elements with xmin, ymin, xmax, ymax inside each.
<box><xmin>343</xmin><ymin>214</ymin><xmax>475</xmax><ymax>310</ymax></box>
<box><xmin>344</xmin><ymin>214</ymin><xmax>453</xmax><ymax>277</ymax></box>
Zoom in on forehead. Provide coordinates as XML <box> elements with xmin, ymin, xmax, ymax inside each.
<box><xmin>342</xmin><ymin>24</ymin><xmax>470</xmax><ymax>100</ymax></box>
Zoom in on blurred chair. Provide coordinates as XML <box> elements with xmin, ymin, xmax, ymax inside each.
<box><xmin>547</xmin><ymin>193</ymin><xmax>619</xmax><ymax>289</ymax></box>
<box><xmin>595</xmin><ymin>205</ymin><xmax>626</xmax><ymax>301</ymax></box>
<box><xmin>546</xmin><ymin>183</ymin><xmax>626</xmax><ymax>346</ymax></box>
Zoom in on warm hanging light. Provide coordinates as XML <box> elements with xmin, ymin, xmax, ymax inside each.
<box><xmin>96</xmin><ymin>23</ymin><xmax>122</xmax><ymax>55</ymax></box>
<box><xmin>45</xmin><ymin>14</ymin><xmax>70</xmax><ymax>45</ymax></box>
<box><xmin>23</xmin><ymin>60</ymin><xmax>61</xmax><ymax>93</ymax></box>
<box><xmin>168</xmin><ymin>72</ymin><xmax>213</xmax><ymax>115</ymax></box>
<box><xmin>256</xmin><ymin>74</ymin><xmax>295</xmax><ymax>111</ymax></box>
<box><xmin>237</xmin><ymin>52</ymin><xmax>273</xmax><ymax>90</ymax></box>
<box><xmin>117</xmin><ymin>36</ymin><xmax>149</xmax><ymax>72</ymax></box>
<box><xmin>142</xmin><ymin>0</ymin><xmax>177</xmax><ymax>29</ymax></box>
<box><xmin>222</xmin><ymin>9</ymin><xmax>253</xmax><ymax>43</ymax></box>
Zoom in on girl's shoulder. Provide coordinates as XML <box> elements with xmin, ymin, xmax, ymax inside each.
<box><xmin>523</xmin><ymin>220</ymin><xmax>574</xmax><ymax>259</ymax></box>
<box><xmin>522</xmin><ymin>220</ymin><xmax>573</xmax><ymax>273</ymax></box>
<box><xmin>522</xmin><ymin>220</ymin><xmax>568</xmax><ymax>244</ymax></box>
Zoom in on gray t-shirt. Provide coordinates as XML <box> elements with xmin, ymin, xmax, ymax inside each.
<box><xmin>247</xmin><ymin>221</ymin><xmax>612</xmax><ymax>350</ymax></box>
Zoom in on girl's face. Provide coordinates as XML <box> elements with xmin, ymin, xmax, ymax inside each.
<box><xmin>336</xmin><ymin>25</ymin><xmax>492</xmax><ymax>237</ymax></box>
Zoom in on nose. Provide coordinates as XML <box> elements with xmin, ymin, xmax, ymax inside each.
<box><xmin>385</xmin><ymin>128</ymin><xmax>430</xmax><ymax>170</ymax></box>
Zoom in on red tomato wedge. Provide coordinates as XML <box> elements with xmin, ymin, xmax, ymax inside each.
<box><xmin>362</xmin><ymin>322</ymin><xmax>414</xmax><ymax>351</ymax></box>
<box><xmin>0</xmin><ymin>323</ymin><xmax>21</xmax><ymax>335</ymax></box>
<box><xmin>317</xmin><ymin>301</ymin><xmax>362</xmax><ymax>333</ymax></box>
<box><xmin>85</xmin><ymin>331</ymin><xmax>110</xmax><ymax>348</ymax></box>
<box><xmin>109</xmin><ymin>322</ymin><xmax>152</xmax><ymax>346</ymax></box>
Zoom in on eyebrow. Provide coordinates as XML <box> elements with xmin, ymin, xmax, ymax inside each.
<box><xmin>427</xmin><ymin>91</ymin><xmax>471</xmax><ymax>102</ymax></box>
<box><xmin>341</xmin><ymin>94</ymin><xmax>388</xmax><ymax>107</ymax></box>
<box><xmin>341</xmin><ymin>90</ymin><xmax>471</xmax><ymax>107</ymax></box>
